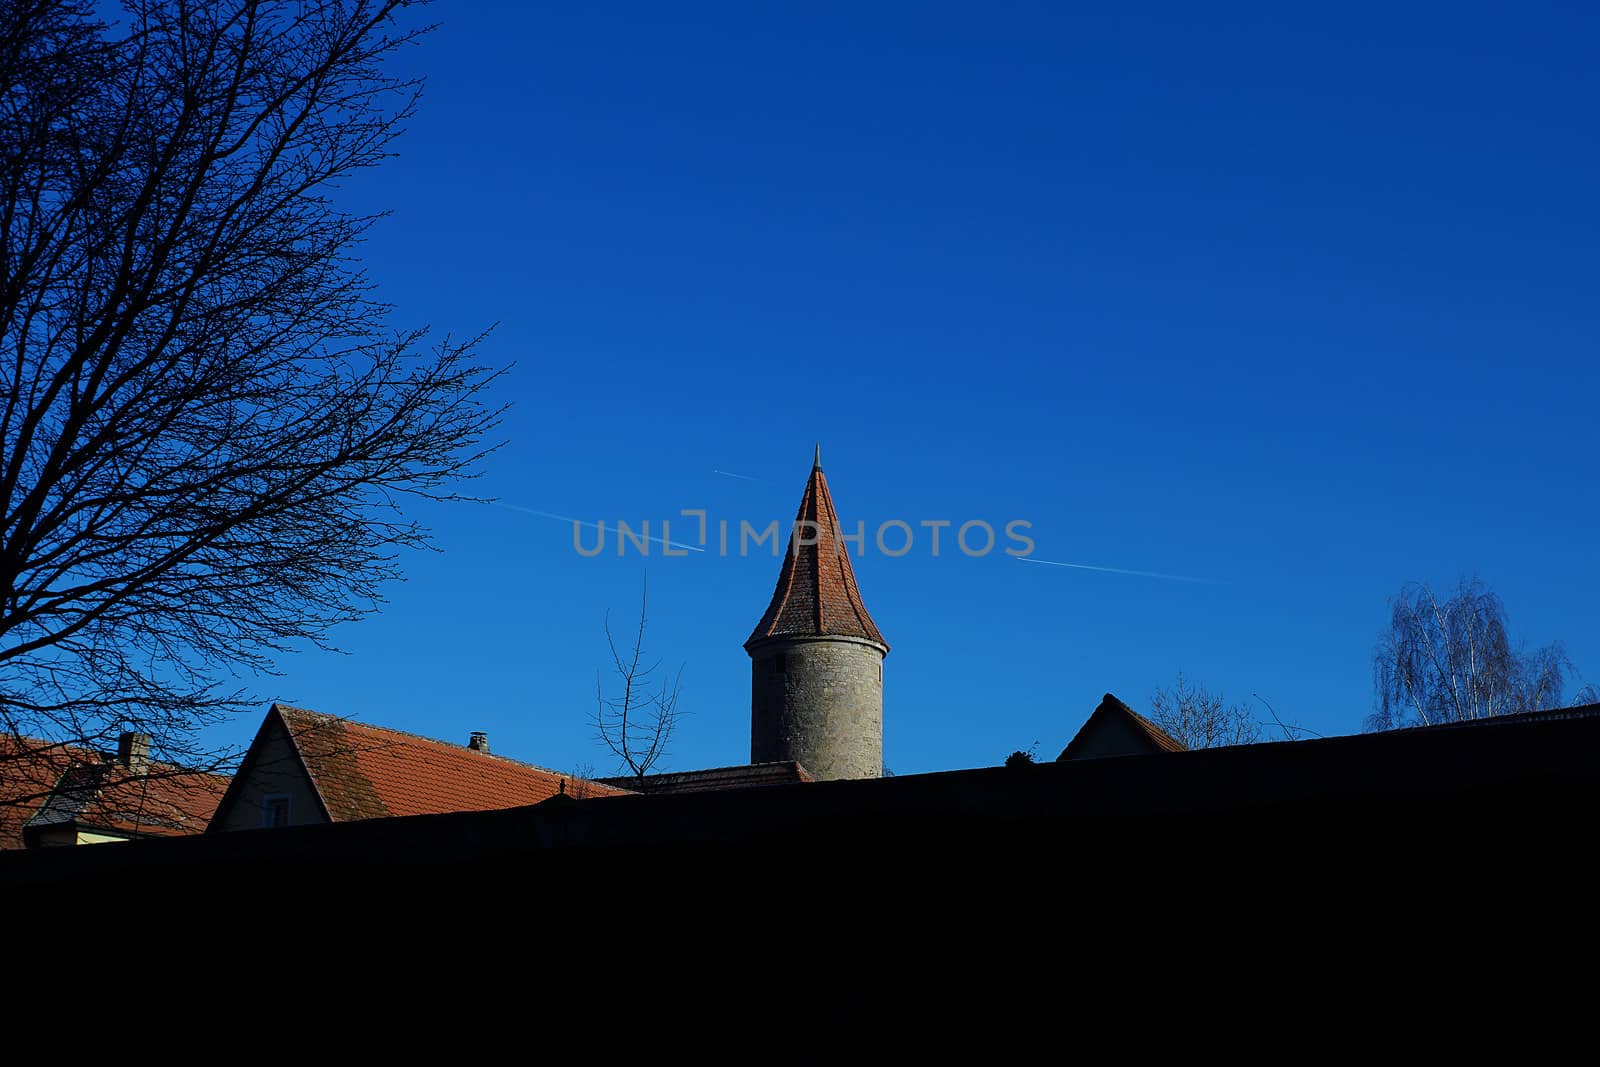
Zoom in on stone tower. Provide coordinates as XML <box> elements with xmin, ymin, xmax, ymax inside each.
<box><xmin>745</xmin><ymin>446</ymin><xmax>889</xmax><ymax>780</ymax></box>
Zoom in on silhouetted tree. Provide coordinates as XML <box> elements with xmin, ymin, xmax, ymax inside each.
<box><xmin>1369</xmin><ymin>577</ymin><xmax>1570</xmax><ymax>731</ymax></box>
<box><xmin>594</xmin><ymin>574</ymin><xmax>683</xmax><ymax>785</ymax></box>
<box><xmin>0</xmin><ymin>1</ymin><xmax>502</xmax><ymax>796</ymax></box>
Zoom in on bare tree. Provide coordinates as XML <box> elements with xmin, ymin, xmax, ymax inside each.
<box><xmin>594</xmin><ymin>574</ymin><xmax>683</xmax><ymax>786</ymax></box>
<box><xmin>1148</xmin><ymin>673</ymin><xmax>1263</xmax><ymax>749</ymax></box>
<box><xmin>0</xmin><ymin>0</ymin><xmax>502</xmax><ymax>798</ymax></box>
<box><xmin>1369</xmin><ymin>577</ymin><xmax>1570</xmax><ymax>731</ymax></box>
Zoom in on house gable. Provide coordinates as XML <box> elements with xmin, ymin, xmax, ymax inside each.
<box><xmin>209</xmin><ymin>707</ymin><xmax>329</xmax><ymax>832</ymax></box>
<box><xmin>212</xmin><ymin>703</ymin><xmax>631</xmax><ymax>831</ymax></box>
<box><xmin>1058</xmin><ymin>693</ymin><xmax>1186</xmax><ymax>760</ymax></box>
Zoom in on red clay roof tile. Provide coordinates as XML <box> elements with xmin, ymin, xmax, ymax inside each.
<box><xmin>275</xmin><ymin>705</ymin><xmax>630</xmax><ymax>821</ymax></box>
<box><xmin>0</xmin><ymin>736</ymin><xmax>79</xmax><ymax>848</ymax></box>
<box><xmin>54</xmin><ymin>762</ymin><xmax>228</xmax><ymax>836</ymax></box>
<box><xmin>2</xmin><ymin>735</ymin><xmax>226</xmax><ymax>846</ymax></box>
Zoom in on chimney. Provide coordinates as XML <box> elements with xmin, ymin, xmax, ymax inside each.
<box><xmin>468</xmin><ymin>731</ymin><xmax>490</xmax><ymax>754</ymax></box>
<box><xmin>117</xmin><ymin>732</ymin><xmax>151</xmax><ymax>774</ymax></box>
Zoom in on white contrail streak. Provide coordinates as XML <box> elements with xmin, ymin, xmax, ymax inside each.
<box><xmin>1018</xmin><ymin>555</ymin><xmax>1213</xmax><ymax>584</ymax></box>
<box><xmin>495</xmin><ymin>502</ymin><xmax>706</xmax><ymax>553</ymax></box>
<box><xmin>712</xmin><ymin>469</ymin><xmax>764</xmax><ymax>482</ymax></box>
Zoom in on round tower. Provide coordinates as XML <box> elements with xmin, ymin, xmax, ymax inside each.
<box><xmin>745</xmin><ymin>446</ymin><xmax>889</xmax><ymax>780</ymax></box>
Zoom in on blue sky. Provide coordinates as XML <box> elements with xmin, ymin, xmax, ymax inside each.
<box><xmin>234</xmin><ymin>1</ymin><xmax>1597</xmax><ymax>775</ymax></box>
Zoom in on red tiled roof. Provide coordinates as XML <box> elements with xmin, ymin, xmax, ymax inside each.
<box><xmin>597</xmin><ymin>761</ymin><xmax>813</xmax><ymax>795</ymax></box>
<box><xmin>275</xmin><ymin>705</ymin><xmax>630</xmax><ymax>821</ymax></box>
<box><xmin>43</xmin><ymin>762</ymin><xmax>228</xmax><ymax>837</ymax></box>
<box><xmin>2</xmin><ymin>735</ymin><xmax>227</xmax><ymax>846</ymax></box>
<box><xmin>0</xmin><ymin>736</ymin><xmax>80</xmax><ymax>849</ymax></box>
<box><xmin>745</xmin><ymin>449</ymin><xmax>888</xmax><ymax>650</ymax></box>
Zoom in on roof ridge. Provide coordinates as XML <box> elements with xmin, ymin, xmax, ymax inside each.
<box><xmin>811</xmin><ymin>476</ymin><xmax>825</xmax><ymax>634</ymax></box>
<box><xmin>272</xmin><ymin>703</ymin><xmax>598</xmax><ymax>782</ymax></box>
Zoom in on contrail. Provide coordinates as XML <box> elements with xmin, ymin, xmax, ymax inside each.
<box><xmin>712</xmin><ymin>469</ymin><xmax>764</xmax><ymax>483</ymax></box>
<box><xmin>494</xmin><ymin>502</ymin><xmax>706</xmax><ymax>553</ymax></box>
<box><xmin>1018</xmin><ymin>555</ymin><xmax>1214</xmax><ymax>584</ymax></box>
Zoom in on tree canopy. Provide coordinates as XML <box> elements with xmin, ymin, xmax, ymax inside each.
<box><xmin>0</xmin><ymin>0</ymin><xmax>501</xmax><ymax>772</ymax></box>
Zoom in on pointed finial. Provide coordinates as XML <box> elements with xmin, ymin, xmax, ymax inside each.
<box><xmin>813</xmin><ymin>442</ymin><xmax>822</xmax><ymax>470</ymax></box>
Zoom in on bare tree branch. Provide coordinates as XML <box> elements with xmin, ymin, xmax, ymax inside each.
<box><xmin>1250</xmin><ymin>692</ymin><xmax>1320</xmax><ymax>741</ymax></box>
<box><xmin>0</xmin><ymin>1</ymin><xmax>505</xmax><ymax>807</ymax></box>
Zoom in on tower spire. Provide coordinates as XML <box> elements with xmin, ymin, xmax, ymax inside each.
<box><xmin>745</xmin><ymin>458</ymin><xmax>886</xmax><ymax>650</ymax></box>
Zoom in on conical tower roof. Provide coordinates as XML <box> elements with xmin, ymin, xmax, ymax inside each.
<box><xmin>745</xmin><ymin>448</ymin><xmax>888</xmax><ymax>651</ymax></box>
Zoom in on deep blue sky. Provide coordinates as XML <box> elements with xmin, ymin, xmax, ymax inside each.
<box><xmin>234</xmin><ymin>2</ymin><xmax>1597</xmax><ymax>775</ymax></box>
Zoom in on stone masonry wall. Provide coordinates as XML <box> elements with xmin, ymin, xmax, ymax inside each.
<box><xmin>750</xmin><ymin>637</ymin><xmax>884</xmax><ymax>780</ymax></box>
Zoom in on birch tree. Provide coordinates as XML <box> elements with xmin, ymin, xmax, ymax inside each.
<box><xmin>1369</xmin><ymin>577</ymin><xmax>1569</xmax><ymax>730</ymax></box>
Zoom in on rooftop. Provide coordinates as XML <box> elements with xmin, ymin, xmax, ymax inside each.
<box><xmin>238</xmin><ymin>704</ymin><xmax>633</xmax><ymax>824</ymax></box>
<box><xmin>3</xmin><ymin>735</ymin><xmax>228</xmax><ymax>847</ymax></box>
<box><xmin>746</xmin><ymin>447</ymin><xmax>888</xmax><ymax>650</ymax></box>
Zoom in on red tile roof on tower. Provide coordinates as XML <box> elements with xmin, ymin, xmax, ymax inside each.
<box><xmin>745</xmin><ymin>446</ymin><xmax>888</xmax><ymax>650</ymax></box>
<box><xmin>270</xmin><ymin>705</ymin><xmax>631</xmax><ymax>821</ymax></box>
